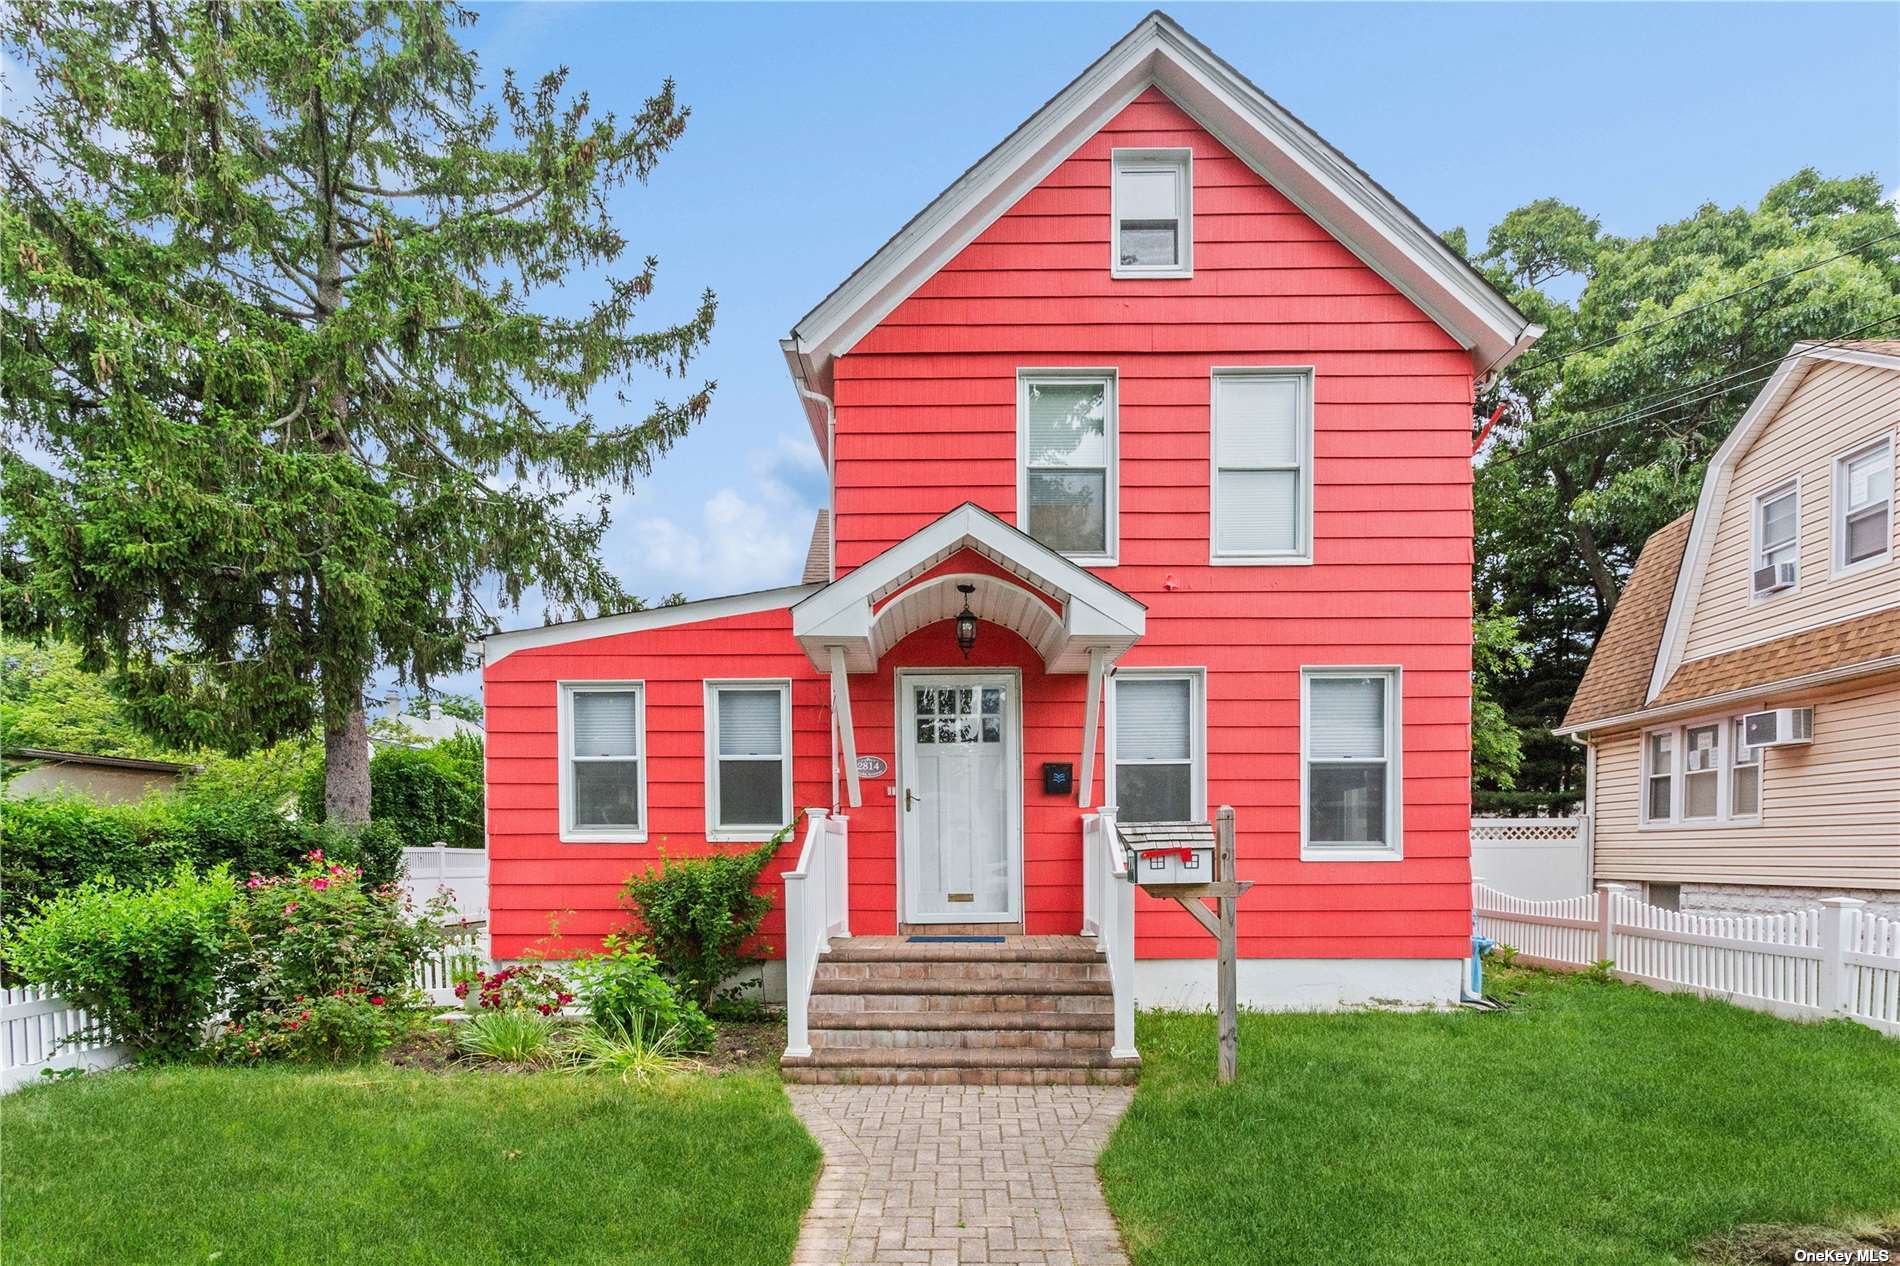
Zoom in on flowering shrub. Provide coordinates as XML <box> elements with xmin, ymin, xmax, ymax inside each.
<box><xmin>454</xmin><ymin>963</ymin><xmax>573</xmax><ymax>1016</ymax></box>
<box><xmin>215</xmin><ymin>851</ymin><xmax>451</xmax><ymax>1062</ymax></box>
<box><xmin>619</xmin><ymin>837</ymin><xmax>782</xmax><ymax>1010</ymax></box>
<box><xmin>566</xmin><ymin>933</ymin><xmax>713</xmax><ymax>1052</ymax></box>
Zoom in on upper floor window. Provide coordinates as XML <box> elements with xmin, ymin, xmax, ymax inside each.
<box><xmin>705</xmin><ymin>681</ymin><xmax>792</xmax><ymax>840</ymax></box>
<box><xmin>1211</xmin><ymin>369</ymin><xmax>1313</xmax><ymax>563</ymax></box>
<box><xmin>1111</xmin><ymin>149</ymin><xmax>1192</xmax><ymax>278</ymax></box>
<box><xmin>1019</xmin><ymin>371</ymin><xmax>1116</xmax><ymax>562</ymax></box>
<box><xmin>561</xmin><ymin>683</ymin><xmax>645</xmax><ymax>842</ymax></box>
<box><xmin>1835</xmin><ymin>436</ymin><xmax>1892</xmax><ymax>572</ymax></box>
<box><xmin>1108</xmin><ymin>669</ymin><xmax>1205</xmax><ymax>824</ymax></box>
<box><xmin>1751</xmin><ymin>479</ymin><xmax>1799</xmax><ymax>598</ymax></box>
<box><xmin>1301</xmin><ymin>668</ymin><xmax>1402</xmax><ymax>860</ymax></box>
<box><xmin>1641</xmin><ymin>714</ymin><xmax>1762</xmax><ymax>826</ymax></box>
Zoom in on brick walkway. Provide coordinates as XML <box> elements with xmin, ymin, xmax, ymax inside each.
<box><xmin>786</xmin><ymin>1085</ymin><xmax>1134</xmax><ymax>1265</ymax></box>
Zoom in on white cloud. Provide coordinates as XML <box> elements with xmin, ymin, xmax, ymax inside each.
<box><xmin>626</xmin><ymin>433</ymin><xmax>824</xmax><ymax>597</ymax></box>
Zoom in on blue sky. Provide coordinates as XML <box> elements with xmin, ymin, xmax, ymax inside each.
<box><xmin>438</xmin><ymin>0</ymin><xmax>1899</xmax><ymax>692</ymax></box>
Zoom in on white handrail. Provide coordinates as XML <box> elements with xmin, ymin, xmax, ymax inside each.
<box><xmin>1084</xmin><ymin>806</ymin><xmax>1137</xmax><ymax>1060</ymax></box>
<box><xmin>783</xmin><ymin>808</ymin><xmax>850</xmax><ymax>1060</ymax></box>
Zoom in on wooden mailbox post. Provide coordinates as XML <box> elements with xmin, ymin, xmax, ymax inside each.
<box><xmin>1123</xmin><ymin>806</ymin><xmax>1250</xmax><ymax>1084</ymax></box>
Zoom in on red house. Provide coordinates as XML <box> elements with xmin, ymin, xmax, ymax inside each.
<box><xmin>481</xmin><ymin>12</ymin><xmax>1541</xmax><ymax>1082</ymax></box>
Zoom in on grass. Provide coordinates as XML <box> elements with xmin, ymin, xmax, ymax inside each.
<box><xmin>2</xmin><ymin>1064</ymin><xmax>820</xmax><ymax>1266</ymax></box>
<box><xmin>1100</xmin><ymin>966</ymin><xmax>1900</xmax><ymax>1266</ymax></box>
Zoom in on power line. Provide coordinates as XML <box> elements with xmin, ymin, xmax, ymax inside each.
<box><xmin>1494</xmin><ymin>225</ymin><xmax>1900</xmax><ymax>380</ymax></box>
<box><xmin>1492</xmin><ymin>314</ymin><xmax>1900</xmax><ymax>467</ymax></box>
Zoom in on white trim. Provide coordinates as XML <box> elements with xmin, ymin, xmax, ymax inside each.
<box><xmin>1748</xmin><ymin>476</ymin><xmax>1802</xmax><ymax>605</ymax></box>
<box><xmin>783</xmin><ymin>12</ymin><xmax>1536</xmax><ymax>405</ymax></box>
<box><xmin>703</xmin><ymin>679</ymin><xmax>795</xmax><ymax>843</ymax></box>
<box><xmin>1016</xmin><ymin>368</ymin><xmax>1120</xmax><ymax>566</ymax></box>
<box><xmin>1110</xmin><ymin>147</ymin><xmax>1193</xmax><ymax>279</ymax></box>
<box><xmin>1647</xmin><ymin>343</ymin><xmax>1900</xmax><ymax>703</ymax></box>
<box><xmin>1832</xmin><ymin>432</ymin><xmax>1894</xmax><ymax>577</ymax></box>
<box><xmin>1208</xmin><ymin>366</ymin><xmax>1315</xmax><ymax>565</ymax></box>
<box><xmin>557</xmin><ymin>681</ymin><xmax>648</xmax><ymax>844</ymax></box>
<box><xmin>1558</xmin><ymin>650</ymin><xmax>1900</xmax><ymax>737</ymax></box>
<box><xmin>1104</xmin><ymin>667</ymin><xmax>1208</xmax><ymax>823</ymax></box>
<box><xmin>1135</xmin><ymin>957</ymin><xmax>1463</xmax><ymax>1011</ymax></box>
<box><xmin>1637</xmin><ymin>709</ymin><xmax>1766</xmax><ymax>831</ymax></box>
<box><xmin>1299</xmin><ymin>665</ymin><xmax>1403</xmax><ymax>861</ymax></box>
<box><xmin>484</xmin><ymin>585</ymin><xmax>818</xmax><ymax>667</ymax></box>
<box><xmin>894</xmin><ymin>668</ymin><xmax>1025</xmax><ymax>925</ymax></box>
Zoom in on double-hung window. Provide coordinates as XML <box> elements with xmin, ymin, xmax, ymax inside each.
<box><xmin>1302</xmin><ymin>668</ymin><xmax>1401</xmax><ymax>859</ymax></box>
<box><xmin>1109</xmin><ymin>670</ymin><xmax>1204</xmax><ymax>824</ymax></box>
<box><xmin>1835</xmin><ymin>436</ymin><xmax>1892</xmax><ymax>571</ymax></box>
<box><xmin>1752</xmin><ymin>480</ymin><xmax>1799</xmax><ymax>595</ymax></box>
<box><xmin>1642</xmin><ymin>715</ymin><xmax>1763</xmax><ymax>826</ymax></box>
<box><xmin>562</xmin><ymin>684</ymin><xmax>645</xmax><ymax>841</ymax></box>
<box><xmin>1111</xmin><ymin>148</ymin><xmax>1191</xmax><ymax>277</ymax></box>
<box><xmin>1020</xmin><ymin>372</ymin><xmax>1116</xmax><ymax>561</ymax></box>
<box><xmin>1211</xmin><ymin>369</ymin><xmax>1312</xmax><ymax>562</ymax></box>
<box><xmin>706</xmin><ymin>681</ymin><xmax>792</xmax><ymax>839</ymax></box>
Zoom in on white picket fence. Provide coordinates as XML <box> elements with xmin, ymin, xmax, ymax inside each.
<box><xmin>1476</xmin><ymin>881</ymin><xmax>1900</xmax><ymax>1037</ymax></box>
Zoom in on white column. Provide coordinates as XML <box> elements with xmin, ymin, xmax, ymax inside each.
<box><xmin>1077</xmin><ymin>646</ymin><xmax>1106</xmax><ymax>808</ymax></box>
<box><xmin>1597</xmin><ymin>882</ymin><xmax>1634</xmax><ymax>966</ymax></box>
<box><xmin>829</xmin><ymin>645</ymin><xmax>861</xmax><ymax>809</ymax></box>
<box><xmin>1819</xmin><ymin>896</ymin><xmax>1866</xmax><ymax>1016</ymax></box>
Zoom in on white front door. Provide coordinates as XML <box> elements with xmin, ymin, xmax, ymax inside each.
<box><xmin>899</xmin><ymin>673</ymin><xmax>1021</xmax><ymax>923</ymax></box>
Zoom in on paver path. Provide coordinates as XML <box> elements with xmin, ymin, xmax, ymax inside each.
<box><xmin>786</xmin><ymin>1085</ymin><xmax>1134</xmax><ymax>1265</ymax></box>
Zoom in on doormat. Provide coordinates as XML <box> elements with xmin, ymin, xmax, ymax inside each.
<box><xmin>906</xmin><ymin>935</ymin><xmax>1006</xmax><ymax>943</ymax></box>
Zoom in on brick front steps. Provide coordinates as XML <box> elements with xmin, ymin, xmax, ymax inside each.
<box><xmin>780</xmin><ymin>935</ymin><xmax>1140</xmax><ymax>1086</ymax></box>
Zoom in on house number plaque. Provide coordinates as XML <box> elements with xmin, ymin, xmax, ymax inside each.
<box><xmin>856</xmin><ymin>755</ymin><xmax>889</xmax><ymax>779</ymax></box>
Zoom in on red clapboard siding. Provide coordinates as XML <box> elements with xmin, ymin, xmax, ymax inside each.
<box><xmin>485</xmin><ymin>87</ymin><xmax>1479</xmax><ymax>967</ymax></box>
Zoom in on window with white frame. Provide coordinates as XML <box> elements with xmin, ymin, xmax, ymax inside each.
<box><xmin>1641</xmin><ymin>715</ymin><xmax>1763</xmax><ymax>825</ymax></box>
<box><xmin>1302</xmin><ymin>668</ymin><xmax>1401</xmax><ymax>858</ymax></box>
<box><xmin>1211</xmin><ymin>369</ymin><xmax>1312</xmax><ymax>561</ymax></box>
<box><xmin>1020</xmin><ymin>373</ymin><xmax>1115</xmax><ymax>560</ymax></box>
<box><xmin>1109</xmin><ymin>670</ymin><xmax>1203</xmax><ymax>824</ymax></box>
<box><xmin>1753</xmin><ymin>480</ymin><xmax>1799</xmax><ymax>594</ymax></box>
<box><xmin>1836</xmin><ymin>436</ymin><xmax>1892</xmax><ymax>570</ymax></box>
<box><xmin>563</xmin><ymin>684</ymin><xmax>645</xmax><ymax>838</ymax></box>
<box><xmin>1111</xmin><ymin>149</ymin><xmax>1191</xmax><ymax>277</ymax></box>
<box><xmin>706</xmin><ymin>681</ymin><xmax>792</xmax><ymax>838</ymax></box>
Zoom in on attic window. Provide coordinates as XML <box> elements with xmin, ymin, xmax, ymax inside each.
<box><xmin>1112</xmin><ymin>149</ymin><xmax>1191</xmax><ymax>278</ymax></box>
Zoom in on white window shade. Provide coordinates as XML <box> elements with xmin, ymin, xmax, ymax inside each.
<box><xmin>1308</xmin><ymin>678</ymin><xmax>1386</xmax><ymax>759</ymax></box>
<box><xmin>717</xmin><ymin>689</ymin><xmax>783</xmax><ymax>757</ymax></box>
<box><xmin>1115</xmin><ymin>678</ymin><xmax>1189</xmax><ymax>760</ymax></box>
<box><xmin>1215</xmin><ymin>377</ymin><xmax>1299</xmax><ymax>466</ymax></box>
<box><xmin>573</xmin><ymin>691</ymin><xmax>639</xmax><ymax>757</ymax></box>
<box><xmin>1216</xmin><ymin>471</ymin><xmax>1299</xmax><ymax>553</ymax></box>
<box><xmin>1118</xmin><ymin>166</ymin><xmax>1178</xmax><ymax>221</ymax></box>
<box><xmin>1025</xmin><ymin>382</ymin><xmax>1107</xmax><ymax>467</ymax></box>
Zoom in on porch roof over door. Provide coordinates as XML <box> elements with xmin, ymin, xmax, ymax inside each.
<box><xmin>789</xmin><ymin>503</ymin><xmax>1146</xmax><ymax>674</ymax></box>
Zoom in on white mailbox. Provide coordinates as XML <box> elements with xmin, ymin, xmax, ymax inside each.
<box><xmin>1119</xmin><ymin>821</ymin><xmax>1218</xmax><ymax>887</ymax></box>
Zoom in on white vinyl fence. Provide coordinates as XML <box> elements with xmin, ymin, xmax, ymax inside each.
<box><xmin>400</xmin><ymin>844</ymin><xmax>488</xmax><ymax>923</ymax></box>
<box><xmin>1476</xmin><ymin>881</ymin><xmax>1900</xmax><ymax>1037</ymax></box>
<box><xmin>1470</xmin><ymin>816</ymin><xmax>1589</xmax><ymax>899</ymax></box>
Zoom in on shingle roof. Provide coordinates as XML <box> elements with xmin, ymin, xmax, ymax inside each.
<box><xmin>802</xmin><ymin>509</ymin><xmax>831</xmax><ymax>585</ymax></box>
<box><xmin>1830</xmin><ymin>339</ymin><xmax>1900</xmax><ymax>356</ymax></box>
<box><xmin>1561</xmin><ymin>513</ymin><xmax>1693</xmax><ymax>730</ymax></box>
<box><xmin>1652</xmin><ymin>607</ymin><xmax>1900</xmax><ymax>707</ymax></box>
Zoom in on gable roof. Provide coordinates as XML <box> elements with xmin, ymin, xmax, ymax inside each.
<box><xmin>1644</xmin><ymin>340</ymin><xmax>1900</xmax><ymax>704</ymax></box>
<box><xmin>802</xmin><ymin>509</ymin><xmax>831</xmax><ymax>585</ymax></box>
<box><xmin>1650</xmin><ymin>607</ymin><xmax>1900</xmax><ymax>709</ymax></box>
<box><xmin>1560</xmin><ymin>513</ymin><xmax>1692</xmax><ymax>732</ymax></box>
<box><xmin>781</xmin><ymin>10</ymin><xmax>1540</xmax><ymax>456</ymax></box>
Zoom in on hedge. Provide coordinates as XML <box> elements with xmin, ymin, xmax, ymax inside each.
<box><xmin>297</xmin><ymin>734</ymin><xmax>483</xmax><ymax>850</ymax></box>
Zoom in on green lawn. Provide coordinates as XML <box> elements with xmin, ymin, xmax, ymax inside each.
<box><xmin>1101</xmin><ymin>967</ymin><xmax>1900</xmax><ymax>1266</ymax></box>
<box><xmin>2</xmin><ymin>1065</ymin><xmax>820</xmax><ymax>1266</ymax></box>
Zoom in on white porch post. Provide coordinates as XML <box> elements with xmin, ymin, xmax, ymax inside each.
<box><xmin>1077</xmin><ymin>646</ymin><xmax>1106</xmax><ymax>808</ymax></box>
<box><xmin>829</xmin><ymin>645</ymin><xmax>861</xmax><ymax>809</ymax></box>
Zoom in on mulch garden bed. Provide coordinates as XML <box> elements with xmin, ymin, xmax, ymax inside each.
<box><xmin>379</xmin><ymin>1012</ymin><xmax>787</xmax><ymax>1076</ymax></box>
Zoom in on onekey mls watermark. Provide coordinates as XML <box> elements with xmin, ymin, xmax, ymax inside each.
<box><xmin>1794</xmin><ymin>1250</ymin><xmax>1891</xmax><ymax>1263</ymax></box>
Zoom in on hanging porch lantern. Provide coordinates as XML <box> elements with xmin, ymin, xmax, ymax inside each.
<box><xmin>954</xmin><ymin>583</ymin><xmax>979</xmax><ymax>658</ymax></box>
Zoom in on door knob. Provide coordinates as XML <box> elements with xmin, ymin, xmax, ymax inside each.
<box><xmin>905</xmin><ymin>788</ymin><xmax>916</xmax><ymax>811</ymax></box>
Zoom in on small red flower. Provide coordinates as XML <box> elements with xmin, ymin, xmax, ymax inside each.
<box><xmin>369</xmin><ymin>996</ymin><xmax>385</xmax><ymax>1006</ymax></box>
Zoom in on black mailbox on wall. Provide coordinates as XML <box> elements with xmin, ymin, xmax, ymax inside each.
<box><xmin>1041</xmin><ymin>763</ymin><xmax>1074</xmax><ymax>795</ymax></box>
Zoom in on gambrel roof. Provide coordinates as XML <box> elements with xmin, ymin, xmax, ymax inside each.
<box><xmin>781</xmin><ymin>10</ymin><xmax>1540</xmax><ymax>458</ymax></box>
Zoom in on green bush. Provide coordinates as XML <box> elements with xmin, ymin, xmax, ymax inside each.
<box><xmin>5</xmin><ymin>864</ymin><xmax>238</xmax><ymax>1059</ymax></box>
<box><xmin>297</xmin><ymin>734</ymin><xmax>483</xmax><ymax>850</ymax></box>
<box><xmin>618</xmin><ymin>836</ymin><xmax>783</xmax><ymax>1011</ymax></box>
<box><xmin>567</xmin><ymin>933</ymin><xmax>714</xmax><ymax>1052</ymax></box>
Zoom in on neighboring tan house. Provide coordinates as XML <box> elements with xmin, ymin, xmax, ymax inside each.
<box><xmin>1559</xmin><ymin>340</ymin><xmax>1900</xmax><ymax>918</ymax></box>
<box><xmin>481</xmin><ymin>11</ymin><xmax>1542</xmax><ymax>1080</ymax></box>
<box><xmin>2</xmin><ymin>748</ymin><xmax>198</xmax><ymax>803</ymax></box>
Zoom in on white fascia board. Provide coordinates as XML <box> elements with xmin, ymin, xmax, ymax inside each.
<box><xmin>1644</xmin><ymin>344</ymin><xmax>1900</xmax><ymax>703</ymax></box>
<box><xmin>784</xmin><ymin>12</ymin><xmax>1535</xmax><ymax>387</ymax></box>
<box><xmin>483</xmin><ymin>584</ymin><xmax>820</xmax><ymax>667</ymax></box>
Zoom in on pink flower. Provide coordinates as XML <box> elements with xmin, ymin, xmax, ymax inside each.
<box><xmin>284</xmin><ymin>902</ymin><xmax>298</xmax><ymax>914</ymax></box>
<box><xmin>369</xmin><ymin>996</ymin><xmax>384</xmax><ymax>1006</ymax></box>
<box><xmin>306</xmin><ymin>849</ymin><xmax>324</xmax><ymax>862</ymax></box>
<box><xmin>310</xmin><ymin>878</ymin><xmax>330</xmax><ymax>891</ymax></box>
<box><xmin>247</xmin><ymin>875</ymin><xmax>264</xmax><ymax>889</ymax></box>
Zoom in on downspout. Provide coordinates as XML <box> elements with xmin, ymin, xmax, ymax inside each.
<box><xmin>792</xmin><ymin>381</ymin><xmax>838</xmax><ymax>583</ymax></box>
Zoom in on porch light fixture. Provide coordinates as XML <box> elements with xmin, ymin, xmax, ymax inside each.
<box><xmin>954</xmin><ymin>584</ymin><xmax>979</xmax><ymax>659</ymax></box>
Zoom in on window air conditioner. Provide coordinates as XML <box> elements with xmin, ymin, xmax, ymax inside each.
<box><xmin>1751</xmin><ymin>561</ymin><xmax>1797</xmax><ymax>596</ymax></box>
<box><xmin>1742</xmin><ymin>707</ymin><xmax>1812</xmax><ymax>748</ymax></box>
